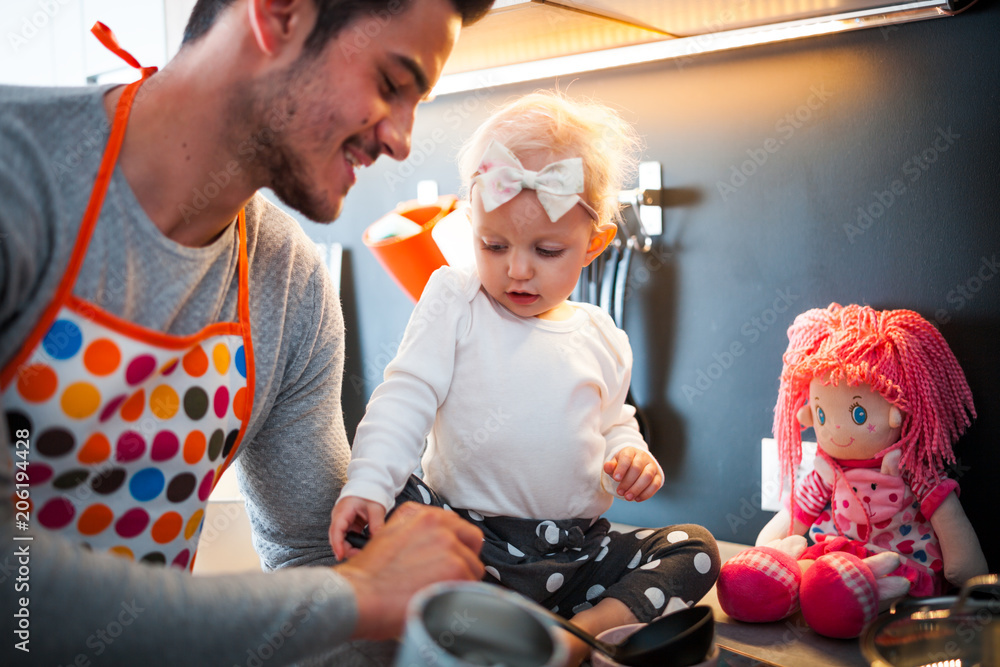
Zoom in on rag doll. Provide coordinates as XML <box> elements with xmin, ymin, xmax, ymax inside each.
<box><xmin>717</xmin><ymin>303</ymin><xmax>988</xmax><ymax>638</ymax></box>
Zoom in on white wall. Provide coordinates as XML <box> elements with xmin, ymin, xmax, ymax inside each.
<box><xmin>0</xmin><ymin>0</ymin><xmax>196</xmax><ymax>86</ymax></box>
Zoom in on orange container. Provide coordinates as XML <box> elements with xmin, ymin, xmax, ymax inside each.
<box><xmin>363</xmin><ymin>195</ymin><xmax>458</xmax><ymax>302</ymax></box>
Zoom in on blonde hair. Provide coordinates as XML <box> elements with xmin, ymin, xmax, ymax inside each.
<box><xmin>456</xmin><ymin>90</ymin><xmax>642</xmax><ymax>227</ymax></box>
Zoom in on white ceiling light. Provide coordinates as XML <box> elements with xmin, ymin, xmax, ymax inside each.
<box><xmin>433</xmin><ymin>1</ymin><xmax>973</xmax><ymax>97</ymax></box>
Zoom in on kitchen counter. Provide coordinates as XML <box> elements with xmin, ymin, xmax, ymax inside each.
<box><xmin>708</xmin><ymin>541</ymin><xmax>867</xmax><ymax>667</ymax></box>
<box><xmin>192</xmin><ymin>502</ymin><xmax>870</xmax><ymax>666</ymax></box>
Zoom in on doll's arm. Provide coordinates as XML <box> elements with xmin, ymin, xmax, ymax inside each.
<box><xmin>887</xmin><ymin>453</ymin><xmax>984</xmax><ymax>587</ymax></box>
<box><xmin>755</xmin><ymin>508</ymin><xmax>812</xmax><ymax>546</ymax></box>
<box><xmin>929</xmin><ymin>492</ymin><xmax>988</xmax><ymax>588</ymax></box>
<box><xmin>756</xmin><ymin>458</ymin><xmax>833</xmax><ymax>546</ymax></box>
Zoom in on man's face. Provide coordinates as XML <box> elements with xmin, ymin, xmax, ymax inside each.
<box><xmin>250</xmin><ymin>0</ymin><xmax>462</xmax><ymax>222</ymax></box>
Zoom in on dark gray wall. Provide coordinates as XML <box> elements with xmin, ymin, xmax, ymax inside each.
<box><xmin>296</xmin><ymin>3</ymin><xmax>1000</xmax><ymax>570</ymax></box>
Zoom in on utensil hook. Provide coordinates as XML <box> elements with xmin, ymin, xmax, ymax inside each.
<box><xmin>954</xmin><ymin>573</ymin><xmax>1000</xmax><ymax>615</ymax></box>
<box><xmin>617</xmin><ymin>194</ymin><xmax>652</xmax><ymax>255</ymax></box>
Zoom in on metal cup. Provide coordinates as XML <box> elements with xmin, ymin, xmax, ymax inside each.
<box><xmin>395</xmin><ymin>582</ymin><xmax>568</xmax><ymax>667</ymax></box>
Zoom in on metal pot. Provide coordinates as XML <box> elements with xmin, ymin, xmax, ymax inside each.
<box><xmin>395</xmin><ymin>582</ymin><xmax>568</xmax><ymax>667</ymax></box>
<box><xmin>861</xmin><ymin>574</ymin><xmax>1000</xmax><ymax>667</ymax></box>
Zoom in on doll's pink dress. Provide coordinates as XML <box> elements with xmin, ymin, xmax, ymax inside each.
<box><xmin>791</xmin><ymin>452</ymin><xmax>956</xmax><ymax>596</ymax></box>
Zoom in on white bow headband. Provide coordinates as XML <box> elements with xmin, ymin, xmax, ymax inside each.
<box><xmin>470</xmin><ymin>140</ymin><xmax>598</xmax><ymax>222</ymax></box>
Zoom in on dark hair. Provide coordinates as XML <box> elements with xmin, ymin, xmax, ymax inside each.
<box><xmin>182</xmin><ymin>0</ymin><xmax>494</xmax><ymax>51</ymax></box>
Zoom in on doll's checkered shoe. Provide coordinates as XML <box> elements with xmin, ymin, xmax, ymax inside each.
<box><xmin>716</xmin><ymin>547</ymin><xmax>802</xmax><ymax>622</ymax></box>
<box><xmin>800</xmin><ymin>552</ymin><xmax>878</xmax><ymax>638</ymax></box>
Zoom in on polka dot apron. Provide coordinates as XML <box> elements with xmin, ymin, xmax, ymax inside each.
<box><xmin>1</xmin><ymin>23</ymin><xmax>255</xmax><ymax>570</ymax></box>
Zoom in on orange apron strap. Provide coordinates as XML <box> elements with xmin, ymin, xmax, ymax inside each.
<box><xmin>218</xmin><ymin>210</ymin><xmax>256</xmax><ymax>475</ymax></box>
<box><xmin>1</xmin><ymin>24</ymin><xmax>156</xmax><ymax>390</ymax></box>
<box><xmin>91</xmin><ymin>21</ymin><xmax>159</xmax><ymax>79</ymax></box>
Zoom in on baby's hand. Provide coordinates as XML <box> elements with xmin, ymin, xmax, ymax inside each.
<box><xmin>604</xmin><ymin>447</ymin><xmax>663</xmax><ymax>502</ymax></box>
<box><xmin>330</xmin><ymin>496</ymin><xmax>387</xmax><ymax>561</ymax></box>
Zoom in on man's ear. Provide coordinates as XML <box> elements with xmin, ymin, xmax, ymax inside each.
<box><xmin>248</xmin><ymin>0</ymin><xmax>312</xmax><ymax>56</ymax></box>
<box><xmin>583</xmin><ymin>223</ymin><xmax>616</xmax><ymax>267</ymax></box>
<box><xmin>797</xmin><ymin>404</ymin><xmax>814</xmax><ymax>427</ymax></box>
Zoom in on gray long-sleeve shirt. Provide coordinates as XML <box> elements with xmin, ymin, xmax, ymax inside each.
<box><xmin>0</xmin><ymin>83</ymin><xmax>357</xmax><ymax>664</ymax></box>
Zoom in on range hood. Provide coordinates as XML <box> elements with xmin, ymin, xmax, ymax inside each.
<box><xmin>435</xmin><ymin>0</ymin><xmax>975</xmax><ymax>95</ymax></box>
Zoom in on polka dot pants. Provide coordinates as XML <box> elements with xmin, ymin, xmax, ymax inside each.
<box><xmin>390</xmin><ymin>476</ymin><xmax>721</xmax><ymax>623</ymax></box>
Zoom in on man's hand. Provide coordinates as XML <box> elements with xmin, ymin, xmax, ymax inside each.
<box><xmin>329</xmin><ymin>496</ymin><xmax>387</xmax><ymax>560</ymax></box>
<box><xmin>334</xmin><ymin>502</ymin><xmax>484</xmax><ymax>640</ymax></box>
<box><xmin>604</xmin><ymin>447</ymin><xmax>662</xmax><ymax>501</ymax></box>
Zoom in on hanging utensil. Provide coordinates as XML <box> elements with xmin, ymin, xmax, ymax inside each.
<box><xmin>588</xmin><ymin>251</ymin><xmax>601</xmax><ymax>308</ymax></box>
<box><xmin>600</xmin><ymin>241</ymin><xmax>619</xmax><ymax>318</ymax></box>
<box><xmin>573</xmin><ymin>200</ymin><xmax>651</xmax><ymax>441</ymax></box>
<box><xmin>613</xmin><ymin>237</ymin><xmax>632</xmax><ymax>332</ymax></box>
<box><xmin>612</xmin><ymin>205</ymin><xmax>651</xmax><ymax>442</ymax></box>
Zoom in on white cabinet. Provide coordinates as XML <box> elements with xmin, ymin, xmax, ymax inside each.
<box><xmin>1</xmin><ymin>0</ymin><xmax>87</xmax><ymax>86</ymax></box>
<box><xmin>80</xmin><ymin>0</ymin><xmax>167</xmax><ymax>82</ymax></box>
<box><xmin>0</xmin><ymin>0</ymin><xmax>197</xmax><ymax>86</ymax></box>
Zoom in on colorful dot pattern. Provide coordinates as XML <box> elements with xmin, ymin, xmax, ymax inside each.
<box><xmin>4</xmin><ymin>309</ymin><xmax>250</xmax><ymax>570</ymax></box>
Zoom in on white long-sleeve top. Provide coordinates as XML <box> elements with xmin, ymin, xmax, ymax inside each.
<box><xmin>340</xmin><ymin>265</ymin><xmax>660</xmax><ymax>520</ymax></box>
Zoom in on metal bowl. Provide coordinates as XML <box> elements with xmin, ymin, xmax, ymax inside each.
<box><xmin>397</xmin><ymin>582</ymin><xmax>568</xmax><ymax>667</ymax></box>
<box><xmin>860</xmin><ymin>575</ymin><xmax>1000</xmax><ymax>667</ymax></box>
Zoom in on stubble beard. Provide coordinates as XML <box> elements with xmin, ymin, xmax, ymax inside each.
<box><xmin>236</xmin><ymin>55</ymin><xmax>345</xmax><ymax>224</ymax></box>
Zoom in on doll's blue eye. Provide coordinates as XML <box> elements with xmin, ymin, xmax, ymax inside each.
<box><xmin>817</xmin><ymin>407</ymin><xmax>825</xmax><ymax>425</ymax></box>
<box><xmin>852</xmin><ymin>404</ymin><xmax>867</xmax><ymax>425</ymax></box>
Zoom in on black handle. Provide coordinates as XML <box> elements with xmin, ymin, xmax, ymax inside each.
<box><xmin>345</xmin><ymin>532</ymin><xmax>370</xmax><ymax>549</ymax></box>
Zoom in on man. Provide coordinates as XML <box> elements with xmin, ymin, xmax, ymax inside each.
<box><xmin>0</xmin><ymin>0</ymin><xmax>492</xmax><ymax>663</ymax></box>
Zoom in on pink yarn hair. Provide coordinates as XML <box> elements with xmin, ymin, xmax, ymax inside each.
<box><xmin>774</xmin><ymin>303</ymin><xmax>976</xmax><ymax>496</ymax></box>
